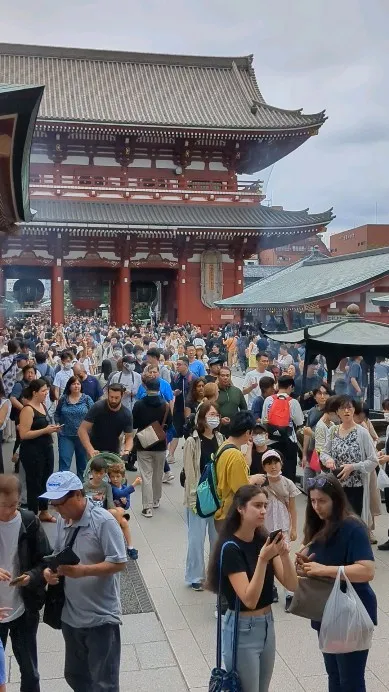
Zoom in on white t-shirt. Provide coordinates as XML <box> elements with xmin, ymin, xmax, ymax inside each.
<box><xmin>262</xmin><ymin>394</ymin><xmax>304</xmax><ymax>443</ymax></box>
<box><xmin>243</xmin><ymin>369</ymin><xmax>274</xmax><ymax>409</ymax></box>
<box><xmin>110</xmin><ymin>370</ymin><xmax>142</xmax><ymax>410</ymax></box>
<box><xmin>0</xmin><ymin>513</ymin><xmax>25</xmax><ymax>622</ymax></box>
<box><xmin>53</xmin><ymin>368</ymin><xmax>73</xmax><ymax>396</ymax></box>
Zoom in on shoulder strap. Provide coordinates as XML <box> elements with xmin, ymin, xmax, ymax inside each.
<box><xmin>162</xmin><ymin>402</ymin><xmax>169</xmax><ymax>427</ymax></box>
<box><xmin>266</xmin><ymin>484</ymin><xmax>289</xmax><ymax>509</ymax></box>
<box><xmin>118</xmin><ymin>372</ymin><xmax>123</xmax><ymax>384</ymax></box>
<box><xmin>216</xmin><ymin>540</ymin><xmax>241</xmax><ymax>671</ymax></box>
<box><xmin>2</xmin><ymin>358</ymin><xmax>15</xmax><ymax>378</ymax></box>
<box><xmin>213</xmin><ymin>443</ymin><xmax>238</xmax><ymax>464</ymax></box>
<box><xmin>65</xmin><ymin>526</ymin><xmax>81</xmax><ymax>549</ymax></box>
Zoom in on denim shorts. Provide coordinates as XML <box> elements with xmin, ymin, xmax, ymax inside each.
<box><xmin>0</xmin><ymin>638</ymin><xmax>6</xmax><ymax>685</ymax></box>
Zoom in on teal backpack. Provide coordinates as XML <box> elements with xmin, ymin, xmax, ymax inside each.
<box><xmin>195</xmin><ymin>444</ymin><xmax>237</xmax><ymax>518</ymax></box>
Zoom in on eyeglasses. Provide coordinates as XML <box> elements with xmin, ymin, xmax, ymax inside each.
<box><xmin>49</xmin><ymin>494</ymin><xmax>71</xmax><ymax>508</ymax></box>
<box><xmin>306</xmin><ymin>475</ymin><xmax>334</xmax><ymax>490</ymax></box>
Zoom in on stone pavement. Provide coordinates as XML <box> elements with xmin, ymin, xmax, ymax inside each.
<box><xmin>3</xmin><ymin>394</ymin><xmax>389</xmax><ymax>689</ymax></box>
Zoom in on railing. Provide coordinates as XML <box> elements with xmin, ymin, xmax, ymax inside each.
<box><xmin>29</xmin><ymin>169</ymin><xmax>264</xmax><ymax>202</ymax></box>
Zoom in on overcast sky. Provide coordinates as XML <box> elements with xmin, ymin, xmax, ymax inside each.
<box><xmin>1</xmin><ymin>0</ymin><xmax>388</xmax><ymax>237</ymax></box>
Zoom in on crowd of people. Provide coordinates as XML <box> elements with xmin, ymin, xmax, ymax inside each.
<box><xmin>0</xmin><ymin>315</ymin><xmax>388</xmax><ymax>691</ymax></box>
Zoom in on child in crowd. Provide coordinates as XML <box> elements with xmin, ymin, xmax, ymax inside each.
<box><xmin>108</xmin><ymin>462</ymin><xmax>142</xmax><ymax>513</ymax></box>
<box><xmin>261</xmin><ymin>449</ymin><xmax>300</xmax><ymax>610</ymax></box>
<box><xmin>83</xmin><ymin>457</ymin><xmax>139</xmax><ymax>559</ymax></box>
<box><xmin>245</xmin><ymin>422</ymin><xmax>272</xmax><ymax>475</ymax></box>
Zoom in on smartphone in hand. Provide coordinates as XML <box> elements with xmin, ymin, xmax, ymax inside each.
<box><xmin>268</xmin><ymin>529</ymin><xmax>282</xmax><ymax>543</ymax></box>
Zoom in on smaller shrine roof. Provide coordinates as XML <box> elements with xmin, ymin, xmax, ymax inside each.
<box><xmin>265</xmin><ymin>319</ymin><xmax>389</xmax><ymax>348</ymax></box>
<box><xmin>243</xmin><ymin>265</ymin><xmax>283</xmax><ymax>279</ymax></box>
<box><xmin>371</xmin><ymin>294</ymin><xmax>389</xmax><ymax>307</ymax></box>
<box><xmin>216</xmin><ymin>247</ymin><xmax>389</xmax><ymax>309</ymax></box>
<box><xmin>0</xmin><ymin>43</ymin><xmax>326</xmax><ymax>132</ymax></box>
<box><xmin>29</xmin><ymin>199</ymin><xmax>333</xmax><ymax>232</ymax></box>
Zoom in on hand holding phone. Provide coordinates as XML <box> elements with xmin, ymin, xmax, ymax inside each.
<box><xmin>9</xmin><ymin>574</ymin><xmax>29</xmax><ymax>587</ymax></box>
<box><xmin>268</xmin><ymin>529</ymin><xmax>282</xmax><ymax>544</ymax></box>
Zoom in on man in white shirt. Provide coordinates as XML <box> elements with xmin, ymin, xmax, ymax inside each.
<box><xmin>109</xmin><ymin>355</ymin><xmax>142</xmax><ymax>410</ymax></box>
<box><xmin>53</xmin><ymin>351</ymin><xmax>74</xmax><ymax>398</ymax></box>
<box><xmin>242</xmin><ymin>352</ymin><xmax>274</xmax><ymax>409</ymax></box>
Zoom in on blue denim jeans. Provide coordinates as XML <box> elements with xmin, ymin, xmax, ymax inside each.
<box><xmin>185</xmin><ymin>508</ymin><xmax>217</xmax><ymax>585</ymax></box>
<box><xmin>58</xmin><ymin>435</ymin><xmax>88</xmax><ymax>480</ymax></box>
<box><xmin>323</xmin><ymin>649</ymin><xmax>369</xmax><ymax>692</ymax></box>
<box><xmin>222</xmin><ymin>610</ymin><xmax>275</xmax><ymax>692</ymax></box>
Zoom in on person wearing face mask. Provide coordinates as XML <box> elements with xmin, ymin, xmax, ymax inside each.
<box><xmin>245</xmin><ymin>423</ymin><xmax>272</xmax><ymax>476</ymax></box>
<box><xmin>183</xmin><ymin>401</ymin><xmax>224</xmax><ymax>590</ymax></box>
<box><xmin>53</xmin><ymin>351</ymin><xmax>74</xmax><ymax>399</ymax></box>
<box><xmin>109</xmin><ymin>355</ymin><xmax>142</xmax><ymax>411</ymax></box>
<box><xmin>261</xmin><ymin>449</ymin><xmax>300</xmax><ymax>611</ymax></box>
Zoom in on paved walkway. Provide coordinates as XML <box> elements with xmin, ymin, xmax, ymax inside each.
<box><xmin>3</xmin><ymin>391</ymin><xmax>389</xmax><ymax>689</ymax></box>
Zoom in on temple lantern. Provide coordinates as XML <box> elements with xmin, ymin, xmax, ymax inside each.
<box><xmin>69</xmin><ymin>274</ymin><xmax>103</xmax><ymax>310</ymax></box>
<box><xmin>13</xmin><ymin>279</ymin><xmax>45</xmax><ymax>306</ymax></box>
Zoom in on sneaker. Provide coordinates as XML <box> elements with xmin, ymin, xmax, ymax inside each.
<box><xmin>191</xmin><ymin>582</ymin><xmax>204</xmax><ymax>592</ymax></box>
<box><xmin>369</xmin><ymin>532</ymin><xmax>378</xmax><ymax>545</ymax></box>
<box><xmin>378</xmin><ymin>539</ymin><xmax>389</xmax><ymax>551</ymax></box>
<box><xmin>141</xmin><ymin>508</ymin><xmax>153</xmax><ymax>518</ymax></box>
<box><xmin>167</xmin><ymin>454</ymin><xmax>175</xmax><ymax>464</ymax></box>
<box><xmin>272</xmin><ymin>585</ymin><xmax>279</xmax><ymax>603</ymax></box>
<box><xmin>163</xmin><ymin>472</ymin><xmax>175</xmax><ymax>483</ymax></box>
<box><xmin>127</xmin><ymin>547</ymin><xmax>138</xmax><ymax>560</ymax></box>
<box><xmin>152</xmin><ymin>500</ymin><xmax>160</xmax><ymax>509</ymax></box>
<box><xmin>285</xmin><ymin>595</ymin><xmax>293</xmax><ymax>612</ymax></box>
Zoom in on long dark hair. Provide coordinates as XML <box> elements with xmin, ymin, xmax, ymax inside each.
<box><xmin>187</xmin><ymin>377</ymin><xmax>206</xmax><ymax>406</ymax></box>
<box><xmin>303</xmin><ymin>473</ymin><xmax>362</xmax><ymax>545</ymax></box>
<box><xmin>206</xmin><ymin>485</ymin><xmax>268</xmax><ymax>594</ymax></box>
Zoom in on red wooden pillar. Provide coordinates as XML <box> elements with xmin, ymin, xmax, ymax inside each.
<box><xmin>320</xmin><ymin>305</ymin><xmax>328</xmax><ymax>322</ymax></box>
<box><xmin>177</xmin><ymin>257</ymin><xmax>187</xmax><ymax>324</ymax></box>
<box><xmin>116</xmin><ymin>266</ymin><xmax>131</xmax><ymax>325</ymax></box>
<box><xmin>51</xmin><ymin>264</ymin><xmax>64</xmax><ymax>325</ymax></box>
<box><xmin>0</xmin><ymin>265</ymin><xmax>5</xmax><ymax>329</ymax></box>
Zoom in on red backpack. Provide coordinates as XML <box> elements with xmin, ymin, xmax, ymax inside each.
<box><xmin>267</xmin><ymin>394</ymin><xmax>292</xmax><ymax>438</ymax></box>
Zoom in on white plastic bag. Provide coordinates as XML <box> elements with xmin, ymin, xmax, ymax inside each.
<box><xmin>319</xmin><ymin>566</ymin><xmax>374</xmax><ymax>654</ymax></box>
<box><xmin>377</xmin><ymin>467</ymin><xmax>389</xmax><ymax>491</ymax></box>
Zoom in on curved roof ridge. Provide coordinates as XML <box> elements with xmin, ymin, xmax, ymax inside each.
<box><xmin>255</xmin><ymin>102</ymin><xmax>326</xmax><ymax>124</ymax></box>
<box><xmin>0</xmin><ymin>42</ymin><xmax>255</xmax><ymax>69</ymax></box>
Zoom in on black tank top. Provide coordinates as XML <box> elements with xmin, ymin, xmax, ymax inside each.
<box><xmin>20</xmin><ymin>405</ymin><xmax>52</xmax><ymax>449</ymax></box>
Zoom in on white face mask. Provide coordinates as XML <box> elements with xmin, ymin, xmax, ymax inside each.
<box><xmin>253</xmin><ymin>434</ymin><xmax>267</xmax><ymax>446</ymax></box>
<box><xmin>63</xmin><ymin>363</ymin><xmax>73</xmax><ymax>370</ymax></box>
<box><xmin>384</xmin><ymin>413</ymin><xmax>389</xmax><ymax>421</ymax></box>
<box><xmin>266</xmin><ymin>470</ymin><xmax>282</xmax><ymax>478</ymax></box>
<box><xmin>124</xmin><ymin>363</ymin><xmax>135</xmax><ymax>372</ymax></box>
<box><xmin>206</xmin><ymin>416</ymin><xmax>220</xmax><ymax>430</ymax></box>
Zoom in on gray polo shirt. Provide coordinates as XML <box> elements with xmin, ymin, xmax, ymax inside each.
<box><xmin>53</xmin><ymin>500</ymin><xmax>127</xmax><ymax>628</ymax></box>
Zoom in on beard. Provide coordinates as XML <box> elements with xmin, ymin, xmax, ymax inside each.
<box><xmin>108</xmin><ymin>400</ymin><xmax>121</xmax><ymax>410</ymax></box>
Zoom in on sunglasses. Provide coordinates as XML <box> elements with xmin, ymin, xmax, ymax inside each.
<box><xmin>307</xmin><ymin>475</ymin><xmax>334</xmax><ymax>490</ymax></box>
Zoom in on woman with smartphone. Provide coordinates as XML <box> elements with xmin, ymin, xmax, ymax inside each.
<box><xmin>207</xmin><ymin>485</ymin><xmax>298</xmax><ymax>692</ymax></box>
<box><xmin>18</xmin><ymin>379</ymin><xmax>62</xmax><ymax>522</ymax></box>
